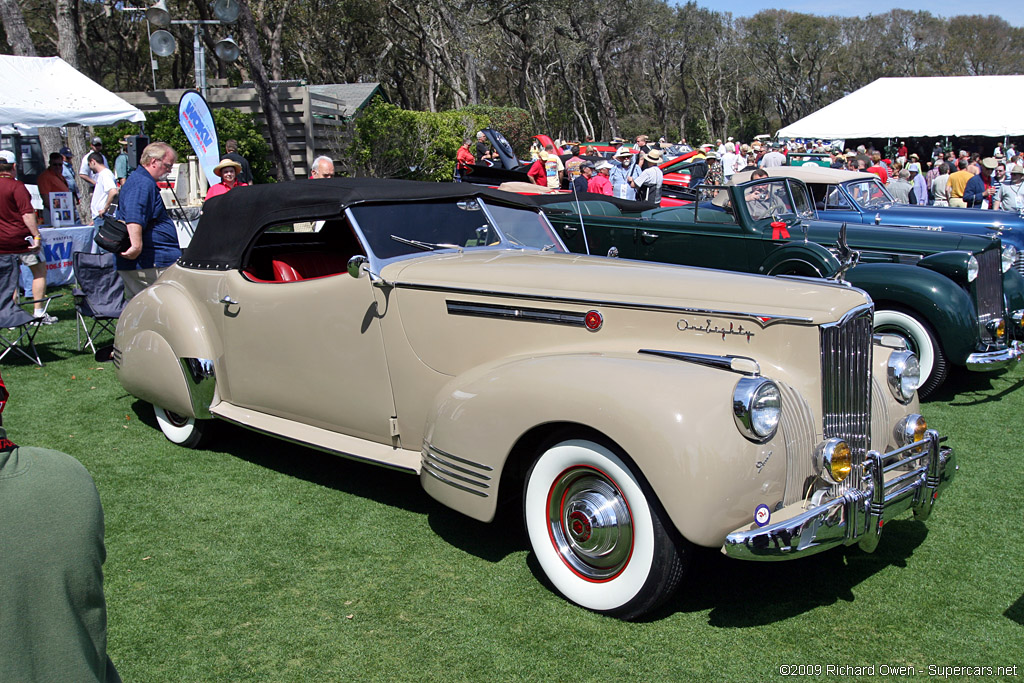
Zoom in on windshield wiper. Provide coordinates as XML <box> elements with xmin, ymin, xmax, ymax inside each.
<box><xmin>390</xmin><ymin>235</ymin><xmax>463</xmax><ymax>252</ymax></box>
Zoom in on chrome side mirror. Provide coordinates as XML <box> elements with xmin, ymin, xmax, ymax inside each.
<box><xmin>348</xmin><ymin>255</ymin><xmax>368</xmax><ymax>278</ymax></box>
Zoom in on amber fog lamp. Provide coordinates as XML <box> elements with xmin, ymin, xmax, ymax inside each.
<box><xmin>986</xmin><ymin>318</ymin><xmax>1006</xmax><ymax>340</ymax></box>
<box><xmin>815</xmin><ymin>438</ymin><xmax>852</xmax><ymax>484</ymax></box>
<box><xmin>895</xmin><ymin>414</ymin><xmax>927</xmax><ymax>446</ymax></box>
<box><xmin>584</xmin><ymin>310</ymin><xmax>603</xmax><ymax>331</ymax></box>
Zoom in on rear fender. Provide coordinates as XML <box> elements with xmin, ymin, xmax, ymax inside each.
<box><xmin>421</xmin><ymin>352</ymin><xmax>790</xmax><ymax>548</ymax></box>
<box><xmin>759</xmin><ymin>241</ymin><xmax>841</xmax><ymax>277</ymax></box>
<box><xmin>845</xmin><ymin>263</ymin><xmax>978</xmax><ymax>365</ymax></box>
<box><xmin>114</xmin><ymin>281</ymin><xmax>218</xmax><ymax>418</ymax></box>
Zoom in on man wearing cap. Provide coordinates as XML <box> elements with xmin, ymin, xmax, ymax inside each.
<box><xmin>759</xmin><ymin>143</ymin><xmax>786</xmax><ymax>169</ymax></box>
<box><xmin>995</xmin><ymin>164</ymin><xmax>1024</xmax><ymax>212</ymax></box>
<box><xmin>0</xmin><ymin>371</ymin><xmax>121</xmax><ymax>681</ymax></box>
<box><xmin>609</xmin><ymin>146</ymin><xmax>638</xmax><ymax>200</ymax></box>
<box><xmin>629</xmin><ymin>149</ymin><xmax>664</xmax><ymax>202</ymax></box>
<box><xmin>964</xmin><ymin>157</ymin><xmax>998</xmax><ymax>209</ymax></box>
<box><xmin>888</xmin><ymin>169</ymin><xmax>914</xmax><ymax>204</ymax></box>
<box><xmin>59</xmin><ymin>146</ymin><xmax>79</xmax><ymax>208</ymax></box>
<box><xmin>113</xmin><ymin>137</ymin><xmax>130</xmax><ymax>186</ymax></box>
<box><xmin>588</xmin><ymin>161</ymin><xmax>613</xmax><ymax>196</ymax></box>
<box><xmin>908</xmin><ymin>162</ymin><xmax>928</xmax><ymax>206</ymax></box>
<box><xmin>572</xmin><ymin>162</ymin><xmax>593</xmax><ymax>195</ymax></box>
<box><xmin>87</xmin><ymin>153</ymin><xmax>118</xmax><ymax>228</ymax></box>
<box><xmin>78</xmin><ymin>137</ymin><xmax>109</xmax><ymax>187</ymax></box>
<box><xmin>204</xmin><ymin>159</ymin><xmax>247</xmax><ymax>200</ymax></box>
<box><xmin>0</xmin><ymin>150</ymin><xmax>56</xmax><ymax>323</ymax></box>
<box><xmin>704</xmin><ymin>151</ymin><xmax>723</xmax><ymax>186</ymax></box>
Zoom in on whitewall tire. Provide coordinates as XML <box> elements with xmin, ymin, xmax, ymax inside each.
<box><xmin>153</xmin><ymin>404</ymin><xmax>210</xmax><ymax>449</ymax></box>
<box><xmin>874</xmin><ymin>309</ymin><xmax>947</xmax><ymax>398</ymax></box>
<box><xmin>523</xmin><ymin>438</ymin><xmax>687</xmax><ymax>619</ymax></box>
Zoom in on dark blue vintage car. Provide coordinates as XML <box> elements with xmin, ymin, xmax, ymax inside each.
<box><xmin>748</xmin><ymin>166</ymin><xmax>1024</xmax><ymax>276</ymax></box>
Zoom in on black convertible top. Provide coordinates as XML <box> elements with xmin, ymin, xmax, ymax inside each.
<box><xmin>181</xmin><ymin>177</ymin><xmax>539</xmax><ymax>270</ymax></box>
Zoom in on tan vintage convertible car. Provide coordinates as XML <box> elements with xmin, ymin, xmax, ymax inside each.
<box><xmin>113</xmin><ymin>179</ymin><xmax>955</xmax><ymax>619</ymax></box>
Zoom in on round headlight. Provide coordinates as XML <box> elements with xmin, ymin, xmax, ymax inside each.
<box><xmin>887</xmin><ymin>350</ymin><xmax>920</xmax><ymax>403</ymax></box>
<box><xmin>894</xmin><ymin>414</ymin><xmax>927</xmax><ymax>446</ymax></box>
<box><xmin>815</xmin><ymin>438</ymin><xmax>852</xmax><ymax>484</ymax></box>
<box><xmin>1002</xmin><ymin>244</ymin><xmax>1018</xmax><ymax>273</ymax></box>
<box><xmin>733</xmin><ymin>378</ymin><xmax>781</xmax><ymax>442</ymax></box>
<box><xmin>967</xmin><ymin>254</ymin><xmax>979</xmax><ymax>282</ymax></box>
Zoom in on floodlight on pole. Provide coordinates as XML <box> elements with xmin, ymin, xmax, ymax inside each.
<box><xmin>146</xmin><ymin>0</ymin><xmax>171</xmax><ymax>28</ymax></box>
<box><xmin>213</xmin><ymin>0</ymin><xmax>240</xmax><ymax>24</ymax></box>
<box><xmin>214</xmin><ymin>36</ymin><xmax>240</xmax><ymax>63</ymax></box>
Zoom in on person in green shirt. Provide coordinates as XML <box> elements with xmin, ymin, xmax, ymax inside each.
<box><xmin>0</xmin><ymin>372</ymin><xmax>120</xmax><ymax>682</ymax></box>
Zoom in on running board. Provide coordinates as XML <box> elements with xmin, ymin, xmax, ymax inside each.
<box><xmin>211</xmin><ymin>402</ymin><xmax>421</xmax><ymax>474</ymax></box>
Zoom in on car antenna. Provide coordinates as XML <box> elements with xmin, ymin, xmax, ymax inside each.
<box><xmin>570</xmin><ymin>177</ymin><xmax>591</xmax><ymax>256</ymax></box>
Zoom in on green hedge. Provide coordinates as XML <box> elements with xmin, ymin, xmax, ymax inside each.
<box><xmin>97</xmin><ymin>106</ymin><xmax>273</xmax><ymax>184</ymax></box>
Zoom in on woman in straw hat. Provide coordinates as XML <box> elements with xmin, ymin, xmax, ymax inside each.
<box><xmin>205</xmin><ymin>159</ymin><xmax>247</xmax><ymax>200</ymax></box>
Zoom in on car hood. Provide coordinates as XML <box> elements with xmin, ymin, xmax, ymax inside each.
<box><xmin>807</xmin><ymin>216</ymin><xmax>994</xmax><ymax>254</ymax></box>
<box><xmin>873</xmin><ymin>204</ymin><xmax>1024</xmax><ymax>233</ymax></box>
<box><xmin>385</xmin><ymin>249</ymin><xmax>867</xmax><ymax>325</ymax></box>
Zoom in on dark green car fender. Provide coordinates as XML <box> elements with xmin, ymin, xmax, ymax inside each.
<box><xmin>1003</xmin><ymin>269</ymin><xmax>1024</xmax><ymax>315</ymax></box>
<box><xmin>845</xmin><ymin>263</ymin><xmax>978</xmax><ymax>365</ymax></box>
<box><xmin>758</xmin><ymin>241</ymin><xmax>841</xmax><ymax>278</ymax></box>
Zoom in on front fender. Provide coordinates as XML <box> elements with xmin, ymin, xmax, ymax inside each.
<box><xmin>114</xmin><ymin>280</ymin><xmax>219</xmax><ymax>418</ymax></box>
<box><xmin>421</xmin><ymin>352</ymin><xmax>790</xmax><ymax>548</ymax></box>
<box><xmin>845</xmin><ymin>263</ymin><xmax>979</xmax><ymax>365</ymax></box>
<box><xmin>759</xmin><ymin>241</ymin><xmax>841</xmax><ymax>277</ymax></box>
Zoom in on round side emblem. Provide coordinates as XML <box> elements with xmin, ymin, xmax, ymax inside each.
<box><xmin>754</xmin><ymin>504</ymin><xmax>771</xmax><ymax>527</ymax></box>
<box><xmin>584</xmin><ymin>310</ymin><xmax>603</xmax><ymax>331</ymax></box>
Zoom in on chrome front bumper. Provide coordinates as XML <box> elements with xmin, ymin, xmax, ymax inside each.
<box><xmin>723</xmin><ymin>430</ymin><xmax>955</xmax><ymax>560</ymax></box>
<box><xmin>965</xmin><ymin>341</ymin><xmax>1022</xmax><ymax>372</ymax></box>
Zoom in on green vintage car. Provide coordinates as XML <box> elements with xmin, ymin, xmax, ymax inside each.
<box><xmin>536</xmin><ymin>177</ymin><xmax>1024</xmax><ymax>397</ymax></box>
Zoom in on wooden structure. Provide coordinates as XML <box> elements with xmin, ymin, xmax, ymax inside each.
<box><xmin>118</xmin><ymin>82</ymin><xmax>383</xmax><ymax>177</ymax></box>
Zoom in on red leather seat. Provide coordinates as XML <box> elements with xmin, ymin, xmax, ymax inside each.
<box><xmin>271</xmin><ymin>252</ymin><xmax>348</xmax><ymax>282</ymax></box>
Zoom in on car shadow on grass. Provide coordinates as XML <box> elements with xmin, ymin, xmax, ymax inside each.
<box><xmin>129</xmin><ymin>399</ymin><xmax>435</xmax><ymax>516</ymax></box>
<box><xmin>925</xmin><ymin>366</ymin><xmax>1024</xmax><ymax>406</ymax></box>
<box><xmin>643</xmin><ymin>519</ymin><xmax>930</xmax><ymax>625</ymax></box>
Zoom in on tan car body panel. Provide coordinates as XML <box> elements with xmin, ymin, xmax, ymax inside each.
<box><xmin>115</xmin><ymin>250</ymin><xmax>918</xmax><ymax>547</ymax></box>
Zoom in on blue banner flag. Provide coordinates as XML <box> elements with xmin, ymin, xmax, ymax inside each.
<box><xmin>177</xmin><ymin>90</ymin><xmax>220</xmax><ymax>187</ymax></box>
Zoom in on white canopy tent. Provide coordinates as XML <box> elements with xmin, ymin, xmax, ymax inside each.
<box><xmin>0</xmin><ymin>55</ymin><xmax>145</xmax><ymax>127</ymax></box>
<box><xmin>777</xmin><ymin>76</ymin><xmax>1024</xmax><ymax>139</ymax></box>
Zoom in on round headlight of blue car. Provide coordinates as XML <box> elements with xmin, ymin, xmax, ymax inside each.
<box><xmin>733</xmin><ymin>378</ymin><xmax>781</xmax><ymax>442</ymax></box>
<box><xmin>1002</xmin><ymin>244</ymin><xmax>1018</xmax><ymax>273</ymax></box>
<box><xmin>887</xmin><ymin>350</ymin><xmax>920</xmax><ymax>403</ymax></box>
<box><xmin>967</xmin><ymin>254</ymin><xmax>979</xmax><ymax>282</ymax></box>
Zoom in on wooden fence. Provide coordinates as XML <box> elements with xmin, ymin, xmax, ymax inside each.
<box><xmin>118</xmin><ymin>84</ymin><xmax>359</xmax><ymax>177</ymax></box>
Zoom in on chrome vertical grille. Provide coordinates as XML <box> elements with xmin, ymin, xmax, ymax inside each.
<box><xmin>974</xmin><ymin>248</ymin><xmax>1003</xmax><ymax>336</ymax></box>
<box><xmin>1015</xmin><ymin>251</ymin><xmax>1024</xmax><ymax>277</ymax></box>
<box><xmin>820</xmin><ymin>305</ymin><xmax>874</xmax><ymax>493</ymax></box>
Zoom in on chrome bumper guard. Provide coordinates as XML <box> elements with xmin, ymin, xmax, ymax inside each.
<box><xmin>723</xmin><ymin>430</ymin><xmax>955</xmax><ymax>561</ymax></box>
<box><xmin>965</xmin><ymin>340</ymin><xmax>1022</xmax><ymax>372</ymax></box>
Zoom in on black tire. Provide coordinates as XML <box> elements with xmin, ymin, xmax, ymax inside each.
<box><xmin>153</xmin><ymin>404</ymin><xmax>212</xmax><ymax>449</ymax></box>
<box><xmin>874</xmin><ymin>308</ymin><xmax>948</xmax><ymax>399</ymax></box>
<box><xmin>523</xmin><ymin>438</ymin><xmax>688</xmax><ymax>620</ymax></box>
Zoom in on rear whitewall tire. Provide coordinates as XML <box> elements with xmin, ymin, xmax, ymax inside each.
<box><xmin>523</xmin><ymin>438</ymin><xmax>686</xmax><ymax>619</ymax></box>
<box><xmin>153</xmin><ymin>404</ymin><xmax>209</xmax><ymax>448</ymax></box>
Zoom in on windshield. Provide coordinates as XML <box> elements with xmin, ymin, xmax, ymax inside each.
<box><xmin>740</xmin><ymin>178</ymin><xmax>797</xmax><ymax>221</ymax></box>
<box><xmin>845</xmin><ymin>178</ymin><xmax>893</xmax><ymax>210</ymax></box>
<box><xmin>348</xmin><ymin>198</ymin><xmax>566</xmax><ymax>261</ymax></box>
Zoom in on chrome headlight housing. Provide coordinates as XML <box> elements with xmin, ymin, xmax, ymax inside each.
<box><xmin>894</xmin><ymin>414</ymin><xmax>927</xmax><ymax>447</ymax></box>
<box><xmin>966</xmin><ymin>254</ymin><xmax>979</xmax><ymax>282</ymax></box>
<box><xmin>1002</xmin><ymin>244</ymin><xmax>1018</xmax><ymax>273</ymax></box>
<box><xmin>887</xmin><ymin>350</ymin><xmax>920</xmax><ymax>403</ymax></box>
<box><xmin>733</xmin><ymin>377</ymin><xmax>781</xmax><ymax>442</ymax></box>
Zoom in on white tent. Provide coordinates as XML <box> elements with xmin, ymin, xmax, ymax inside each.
<box><xmin>777</xmin><ymin>76</ymin><xmax>1024</xmax><ymax>139</ymax></box>
<box><xmin>0</xmin><ymin>55</ymin><xmax>145</xmax><ymax>127</ymax></box>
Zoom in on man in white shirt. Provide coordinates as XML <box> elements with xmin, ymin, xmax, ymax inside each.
<box><xmin>87</xmin><ymin>153</ymin><xmax>118</xmax><ymax>228</ymax></box>
<box><xmin>628</xmin><ymin>149</ymin><xmax>664</xmax><ymax>203</ymax></box>
<box><xmin>78</xmin><ymin>137</ymin><xmax>109</xmax><ymax>188</ymax></box>
<box><xmin>721</xmin><ymin>146</ymin><xmax>741</xmax><ymax>181</ymax></box>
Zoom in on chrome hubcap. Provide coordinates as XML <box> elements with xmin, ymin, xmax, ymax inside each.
<box><xmin>547</xmin><ymin>466</ymin><xmax>633</xmax><ymax>581</ymax></box>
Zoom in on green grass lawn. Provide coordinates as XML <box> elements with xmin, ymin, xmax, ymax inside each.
<box><xmin>5</xmin><ymin>288</ymin><xmax>1023</xmax><ymax>681</ymax></box>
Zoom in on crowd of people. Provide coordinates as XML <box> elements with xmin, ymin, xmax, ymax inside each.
<box><xmin>462</xmin><ymin>131</ymin><xmax>1024</xmax><ymax>213</ymax></box>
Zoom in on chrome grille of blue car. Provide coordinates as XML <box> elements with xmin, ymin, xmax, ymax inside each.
<box><xmin>975</xmin><ymin>248</ymin><xmax>1003</xmax><ymax>341</ymax></box>
<box><xmin>820</xmin><ymin>306</ymin><xmax>874</xmax><ymax>494</ymax></box>
<box><xmin>1015</xmin><ymin>252</ymin><xmax>1024</xmax><ymax>277</ymax></box>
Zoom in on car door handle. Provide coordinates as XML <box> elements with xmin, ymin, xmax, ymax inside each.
<box><xmin>641</xmin><ymin>231</ymin><xmax>660</xmax><ymax>242</ymax></box>
<box><xmin>563</xmin><ymin>225</ymin><xmax>579</xmax><ymax>234</ymax></box>
<box><xmin>220</xmin><ymin>295</ymin><xmax>239</xmax><ymax>305</ymax></box>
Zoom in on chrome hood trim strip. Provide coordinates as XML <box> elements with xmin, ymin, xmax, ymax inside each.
<box><xmin>447</xmin><ymin>300</ymin><xmax>588</xmax><ymax>328</ymax></box>
<box><xmin>396</xmin><ymin>282</ymin><xmax>814</xmax><ymax>328</ymax></box>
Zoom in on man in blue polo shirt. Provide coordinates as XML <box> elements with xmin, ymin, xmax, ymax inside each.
<box><xmin>115</xmin><ymin>141</ymin><xmax>181</xmax><ymax>299</ymax></box>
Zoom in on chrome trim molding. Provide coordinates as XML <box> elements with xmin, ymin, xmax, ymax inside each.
<box><xmin>111</xmin><ymin>345</ymin><xmax>122</xmax><ymax>369</ymax></box>
<box><xmin>395</xmin><ymin>282</ymin><xmax>814</xmax><ymax>327</ymax></box>
<box><xmin>638</xmin><ymin>349</ymin><xmax>760</xmax><ymax>376</ymax></box>
<box><xmin>425</xmin><ymin>444</ymin><xmax>493</xmax><ymax>471</ymax></box>
<box><xmin>179</xmin><ymin>357</ymin><xmax>217</xmax><ymax>420</ymax></box>
<box><xmin>422</xmin><ymin>466</ymin><xmax>489</xmax><ymax>498</ymax></box>
<box><xmin>446</xmin><ymin>300</ymin><xmax>588</xmax><ymax>328</ymax></box>
<box><xmin>965</xmin><ymin>341</ymin><xmax>1023</xmax><ymax>372</ymax></box>
<box><xmin>724</xmin><ymin>430</ymin><xmax>955</xmax><ymax>560</ymax></box>
<box><xmin>421</xmin><ymin>443</ymin><xmax>493</xmax><ymax>498</ymax></box>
